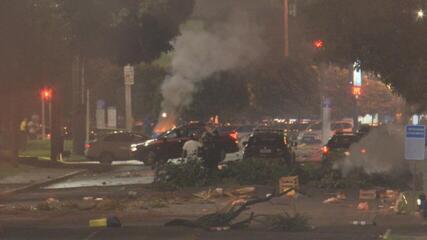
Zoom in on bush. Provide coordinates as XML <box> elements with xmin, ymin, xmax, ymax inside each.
<box><xmin>155</xmin><ymin>158</ymin><xmax>299</xmax><ymax>189</ymax></box>
<box><xmin>222</xmin><ymin>158</ymin><xmax>297</xmax><ymax>185</ymax></box>
<box><xmin>155</xmin><ymin>159</ymin><xmax>210</xmax><ymax>189</ymax></box>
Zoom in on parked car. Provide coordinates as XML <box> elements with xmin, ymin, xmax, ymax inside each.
<box><xmin>85</xmin><ymin>132</ymin><xmax>148</xmax><ymax>164</ymax></box>
<box><xmin>321</xmin><ymin>132</ymin><xmax>364</xmax><ymax>166</ymax></box>
<box><xmin>242</xmin><ymin>128</ymin><xmax>295</xmax><ymax>165</ymax></box>
<box><xmin>300</xmin><ymin>122</ymin><xmax>322</xmax><ymax>144</ymax></box>
<box><xmin>331</xmin><ymin>121</ymin><xmax>353</xmax><ymax>134</ymax></box>
<box><xmin>235</xmin><ymin>125</ymin><xmax>256</xmax><ymax>149</ymax></box>
<box><xmin>135</xmin><ymin>123</ymin><xmax>239</xmax><ymax>166</ymax></box>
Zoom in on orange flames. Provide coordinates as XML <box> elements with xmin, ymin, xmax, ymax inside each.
<box><xmin>154</xmin><ymin>116</ymin><xmax>176</xmax><ymax>134</ymax></box>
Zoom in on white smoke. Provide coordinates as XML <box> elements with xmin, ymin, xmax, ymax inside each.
<box><xmin>159</xmin><ymin>9</ymin><xmax>266</xmax><ymax>119</ymax></box>
<box><xmin>334</xmin><ymin>124</ymin><xmax>407</xmax><ymax>176</ymax></box>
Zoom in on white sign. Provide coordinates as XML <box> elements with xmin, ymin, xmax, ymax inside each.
<box><xmin>124</xmin><ymin>65</ymin><xmax>134</xmax><ymax>85</ymax></box>
<box><xmin>405</xmin><ymin>125</ymin><xmax>425</xmax><ymax>160</ymax></box>
<box><xmin>96</xmin><ymin>109</ymin><xmax>106</xmax><ymax>129</ymax></box>
<box><xmin>353</xmin><ymin>61</ymin><xmax>362</xmax><ymax>87</ymax></box>
<box><xmin>107</xmin><ymin>107</ymin><xmax>117</xmax><ymax>129</ymax></box>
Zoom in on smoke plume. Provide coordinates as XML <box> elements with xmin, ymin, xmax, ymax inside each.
<box><xmin>334</xmin><ymin>124</ymin><xmax>407</xmax><ymax>176</ymax></box>
<box><xmin>158</xmin><ymin>0</ymin><xmax>268</xmax><ymax>124</ymax></box>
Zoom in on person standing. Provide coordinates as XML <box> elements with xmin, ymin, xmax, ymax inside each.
<box><xmin>201</xmin><ymin>128</ymin><xmax>222</xmax><ymax>175</ymax></box>
<box><xmin>182</xmin><ymin>134</ymin><xmax>202</xmax><ymax>161</ymax></box>
<box><xmin>19</xmin><ymin>118</ymin><xmax>28</xmax><ymax>150</ymax></box>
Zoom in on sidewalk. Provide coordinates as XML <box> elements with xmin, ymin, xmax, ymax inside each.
<box><xmin>0</xmin><ymin>163</ymin><xmax>85</xmax><ymax>195</ymax></box>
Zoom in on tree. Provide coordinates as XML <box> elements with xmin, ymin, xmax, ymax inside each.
<box><xmin>59</xmin><ymin>0</ymin><xmax>194</xmax><ymax>153</ymax></box>
<box><xmin>0</xmin><ymin>0</ymin><xmax>70</xmax><ymax>159</ymax></box>
<box><xmin>301</xmin><ymin>0</ymin><xmax>427</xmax><ymax>110</ymax></box>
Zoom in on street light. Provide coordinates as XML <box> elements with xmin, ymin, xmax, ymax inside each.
<box><xmin>40</xmin><ymin>87</ymin><xmax>53</xmax><ymax>140</ymax></box>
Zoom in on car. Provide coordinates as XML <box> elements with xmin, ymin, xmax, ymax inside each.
<box><xmin>135</xmin><ymin>123</ymin><xmax>239</xmax><ymax>166</ymax></box>
<box><xmin>300</xmin><ymin>122</ymin><xmax>322</xmax><ymax>144</ymax></box>
<box><xmin>235</xmin><ymin>125</ymin><xmax>256</xmax><ymax>149</ymax></box>
<box><xmin>321</xmin><ymin>132</ymin><xmax>364</xmax><ymax>166</ymax></box>
<box><xmin>331</xmin><ymin>121</ymin><xmax>353</xmax><ymax>134</ymax></box>
<box><xmin>242</xmin><ymin>128</ymin><xmax>295</xmax><ymax>165</ymax></box>
<box><xmin>85</xmin><ymin>132</ymin><xmax>148</xmax><ymax>164</ymax></box>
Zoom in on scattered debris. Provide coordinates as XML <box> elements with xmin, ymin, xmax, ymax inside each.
<box><xmin>127</xmin><ymin>191</ymin><xmax>138</xmax><ymax>198</ymax></box>
<box><xmin>89</xmin><ymin>216</ymin><xmax>121</xmax><ymax>228</ymax></box>
<box><xmin>359</xmin><ymin>189</ymin><xmax>377</xmax><ymax>200</ymax></box>
<box><xmin>279</xmin><ymin>176</ymin><xmax>299</xmax><ymax>197</ymax></box>
<box><xmin>336</xmin><ymin>192</ymin><xmax>346</xmax><ymax>200</ymax></box>
<box><xmin>46</xmin><ymin>197</ymin><xmax>59</xmax><ymax>204</ymax></box>
<box><xmin>96</xmin><ymin>199</ymin><xmax>121</xmax><ymax>210</ymax></box>
<box><xmin>165</xmin><ymin>188</ymin><xmax>294</xmax><ymax>231</ymax></box>
<box><xmin>322</xmin><ymin>197</ymin><xmax>340</xmax><ymax>204</ymax></box>
<box><xmin>357</xmin><ymin>202</ymin><xmax>369</xmax><ymax>211</ymax></box>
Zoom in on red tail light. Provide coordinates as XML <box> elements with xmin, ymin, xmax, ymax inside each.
<box><xmin>85</xmin><ymin>143</ymin><xmax>91</xmax><ymax>149</ymax></box>
<box><xmin>229</xmin><ymin>131</ymin><xmax>238</xmax><ymax>143</ymax></box>
<box><xmin>322</xmin><ymin>146</ymin><xmax>329</xmax><ymax>155</ymax></box>
<box><xmin>361</xmin><ymin>148</ymin><xmax>367</xmax><ymax>154</ymax></box>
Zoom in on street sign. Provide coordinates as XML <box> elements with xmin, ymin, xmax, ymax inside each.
<box><xmin>353</xmin><ymin>61</ymin><xmax>362</xmax><ymax>87</ymax></box>
<box><xmin>124</xmin><ymin>65</ymin><xmax>134</xmax><ymax>85</ymax></box>
<box><xmin>405</xmin><ymin>125</ymin><xmax>425</xmax><ymax>160</ymax></box>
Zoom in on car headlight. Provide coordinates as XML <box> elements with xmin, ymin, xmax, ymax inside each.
<box><xmin>344</xmin><ymin>151</ymin><xmax>351</xmax><ymax>156</ymax></box>
<box><xmin>130</xmin><ymin>144</ymin><xmax>138</xmax><ymax>152</ymax></box>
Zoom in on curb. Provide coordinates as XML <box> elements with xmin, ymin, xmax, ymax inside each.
<box><xmin>0</xmin><ymin>169</ymin><xmax>87</xmax><ymax>198</ymax></box>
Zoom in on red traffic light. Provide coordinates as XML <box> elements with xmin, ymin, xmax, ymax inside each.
<box><xmin>40</xmin><ymin>88</ymin><xmax>53</xmax><ymax>101</ymax></box>
<box><xmin>313</xmin><ymin>39</ymin><xmax>325</xmax><ymax>49</ymax></box>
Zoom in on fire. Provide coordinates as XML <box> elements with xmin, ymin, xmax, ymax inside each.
<box><xmin>154</xmin><ymin>116</ymin><xmax>176</xmax><ymax>134</ymax></box>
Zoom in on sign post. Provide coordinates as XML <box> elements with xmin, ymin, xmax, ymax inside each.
<box><xmin>405</xmin><ymin>125</ymin><xmax>426</xmax><ymax>193</ymax></box>
<box><xmin>124</xmin><ymin>65</ymin><xmax>134</xmax><ymax>131</ymax></box>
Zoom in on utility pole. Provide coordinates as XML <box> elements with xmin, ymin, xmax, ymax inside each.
<box><xmin>85</xmin><ymin>89</ymin><xmax>90</xmax><ymax>144</ymax></box>
<box><xmin>124</xmin><ymin>65</ymin><xmax>134</xmax><ymax>131</ymax></box>
<box><xmin>41</xmin><ymin>97</ymin><xmax>45</xmax><ymax>140</ymax></box>
<box><xmin>283</xmin><ymin>0</ymin><xmax>289</xmax><ymax>57</ymax></box>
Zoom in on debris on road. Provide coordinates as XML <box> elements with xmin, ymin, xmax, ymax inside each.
<box><xmin>322</xmin><ymin>197</ymin><xmax>340</xmax><ymax>204</ymax></box>
<box><xmin>89</xmin><ymin>216</ymin><xmax>121</xmax><ymax>228</ymax></box>
<box><xmin>127</xmin><ymin>191</ymin><xmax>138</xmax><ymax>198</ymax></box>
<box><xmin>359</xmin><ymin>189</ymin><xmax>377</xmax><ymax>200</ymax></box>
<box><xmin>357</xmin><ymin>202</ymin><xmax>369</xmax><ymax>211</ymax></box>
<box><xmin>165</xmin><ymin>188</ymin><xmax>294</xmax><ymax>231</ymax></box>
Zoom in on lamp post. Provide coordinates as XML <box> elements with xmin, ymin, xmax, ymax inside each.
<box><xmin>40</xmin><ymin>88</ymin><xmax>52</xmax><ymax>140</ymax></box>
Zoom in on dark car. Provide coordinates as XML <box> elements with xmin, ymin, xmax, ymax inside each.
<box><xmin>85</xmin><ymin>132</ymin><xmax>148</xmax><ymax>164</ymax></box>
<box><xmin>135</xmin><ymin>123</ymin><xmax>239</xmax><ymax>166</ymax></box>
<box><xmin>242</xmin><ymin>128</ymin><xmax>295</xmax><ymax>165</ymax></box>
<box><xmin>321</xmin><ymin>132</ymin><xmax>365</xmax><ymax>166</ymax></box>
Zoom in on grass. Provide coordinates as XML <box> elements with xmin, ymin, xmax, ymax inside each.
<box><xmin>19</xmin><ymin>139</ymin><xmax>78</xmax><ymax>160</ymax></box>
<box><xmin>0</xmin><ymin>162</ymin><xmax>35</xmax><ymax>179</ymax></box>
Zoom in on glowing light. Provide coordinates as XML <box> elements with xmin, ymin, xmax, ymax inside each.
<box><xmin>161</xmin><ymin>112</ymin><xmax>168</xmax><ymax>118</ymax></box>
<box><xmin>313</xmin><ymin>39</ymin><xmax>325</xmax><ymax>49</ymax></box>
<box><xmin>417</xmin><ymin>9</ymin><xmax>424</xmax><ymax>19</ymax></box>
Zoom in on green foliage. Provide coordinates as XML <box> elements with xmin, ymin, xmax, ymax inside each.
<box><xmin>155</xmin><ymin>158</ymin><xmax>298</xmax><ymax>189</ymax></box>
<box><xmin>155</xmin><ymin>160</ymin><xmax>210</xmax><ymax>189</ymax></box>
<box><xmin>222</xmin><ymin>158</ymin><xmax>297</xmax><ymax>185</ymax></box>
<box><xmin>302</xmin><ymin>0</ymin><xmax>427</xmax><ymax>108</ymax></box>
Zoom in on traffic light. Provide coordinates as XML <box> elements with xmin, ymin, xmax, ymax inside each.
<box><xmin>313</xmin><ymin>39</ymin><xmax>325</xmax><ymax>49</ymax></box>
<box><xmin>40</xmin><ymin>88</ymin><xmax>53</xmax><ymax>101</ymax></box>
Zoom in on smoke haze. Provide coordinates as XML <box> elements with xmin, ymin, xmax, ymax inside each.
<box><xmin>158</xmin><ymin>0</ymin><xmax>274</xmax><ymax>123</ymax></box>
